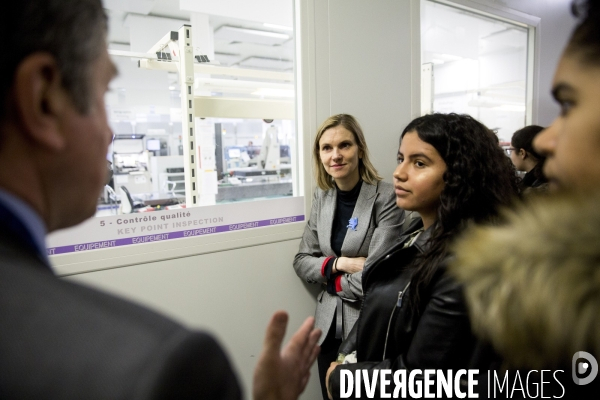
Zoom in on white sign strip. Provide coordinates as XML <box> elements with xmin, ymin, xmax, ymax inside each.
<box><xmin>47</xmin><ymin>197</ymin><xmax>305</xmax><ymax>256</ymax></box>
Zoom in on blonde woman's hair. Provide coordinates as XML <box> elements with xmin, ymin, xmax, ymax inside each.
<box><xmin>313</xmin><ymin>114</ymin><xmax>382</xmax><ymax>190</ymax></box>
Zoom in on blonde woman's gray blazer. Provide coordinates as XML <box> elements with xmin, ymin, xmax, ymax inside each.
<box><xmin>293</xmin><ymin>180</ymin><xmax>405</xmax><ymax>345</ymax></box>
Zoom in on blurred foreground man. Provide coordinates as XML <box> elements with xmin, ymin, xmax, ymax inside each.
<box><xmin>0</xmin><ymin>1</ymin><xmax>320</xmax><ymax>398</ymax></box>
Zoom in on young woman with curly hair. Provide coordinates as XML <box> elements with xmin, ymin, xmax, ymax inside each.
<box><xmin>325</xmin><ymin>113</ymin><xmax>519</xmax><ymax>399</ymax></box>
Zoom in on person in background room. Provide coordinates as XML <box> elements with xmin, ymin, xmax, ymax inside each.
<box><xmin>451</xmin><ymin>0</ymin><xmax>600</xmax><ymax>396</ymax></box>
<box><xmin>0</xmin><ymin>1</ymin><xmax>320</xmax><ymax>398</ymax></box>
<box><xmin>508</xmin><ymin>125</ymin><xmax>548</xmax><ymax>192</ymax></box>
<box><xmin>326</xmin><ymin>113</ymin><xmax>519</xmax><ymax>399</ymax></box>
<box><xmin>293</xmin><ymin>113</ymin><xmax>406</xmax><ymax>399</ymax></box>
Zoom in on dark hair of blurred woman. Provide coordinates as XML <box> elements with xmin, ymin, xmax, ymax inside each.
<box><xmin>510</xmin><ymin>125</ymin><xmax>548</xmax><ymax>191</ymax></box>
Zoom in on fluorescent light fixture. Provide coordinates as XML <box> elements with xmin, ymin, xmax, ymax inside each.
<box><xmin>431</xmin><ymin>58</ymin><xmax>445</xmax><ymax>64</ymax></box>
<box><xmin>214</xmin><ymin>26</ymin><xmax>289</xmax><ymax>46</ymax></box>
<box><xmin>495</xmin><ymin>104</ymin><xmax>526</xmax><ymax>112</ymax></box>
<box><xmin>214</xmin><ymin>52</ymin><xmax>241</xmax><ymax>66</ymax></box>
<box><xmin>264</xmin><ymin>23</ymin><xmax>293</xmax><ymax>31</ymax></box>
<box><xmin>439</xmin><ymin>53</ymin><xmax>463</xmax><ymax>61</ymax></box>
<box><xmin>238</xmin><ymin>56</ymin><xmax>293</xmax><ymax>71</ymax></box>
<box><xmin>252</xmin><ymin>88</ymin><xmax>295</xmax><ymax>98</ymax></box>
<box><xmin>236</xmin><ymin>28</ymin><xmax>288</xmax><ymax>39</ymax></box>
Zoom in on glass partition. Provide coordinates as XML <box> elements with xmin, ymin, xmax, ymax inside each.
<box><xmin>48</xmin><ymin>2</ymin><xmax>304</xmax><ymax>256</ymax></box>
<box><xmin>99</xmin><ymin>2</ymin><xmax>297</xmax><ymax>216</ymax></box>
<box><xmin>421</xmin><ymin>0</ymin><xmax>532</xmax><ymax>143</ymax></box>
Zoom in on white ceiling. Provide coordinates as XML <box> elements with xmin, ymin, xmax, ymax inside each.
<box><xmin>103</xmin><ymin>0</ymin><xmax>294</xmax><ymax>70</ymax></box>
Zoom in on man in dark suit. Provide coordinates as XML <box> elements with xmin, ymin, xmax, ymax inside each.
<box><xmin>0</xmin><ymin>1</ymin><xmax>320</xmax><ymax>398</ymax></box>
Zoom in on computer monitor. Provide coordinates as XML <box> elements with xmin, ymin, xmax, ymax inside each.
<box><xmin>146</xmin><ymin>139</ymin><xmax>161</xmax><ymax>151</ymax></box>
<box><xmin>113</xmin><ymin>138</ymin><xmax>144</xmax><ymax>154</ymax></box>
<box><xmin>228</xmin><ymin>148</ymin><xmax>241</xmax><ymax>158</ymax></box>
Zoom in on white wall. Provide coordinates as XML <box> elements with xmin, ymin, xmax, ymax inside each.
<box><xmin>62</xmin><ymin>1</ymin><xmax>575</xmax><ymax>399</ymax></box>
<box><xmin>68</xmin><ymin>238</ymin><xmax>322</xmax><ymax>399</ymax></box>
<box><xmin>307</xmin><ymin>0</ymin><xmax>419</xmax><ymax>182</ymax></box>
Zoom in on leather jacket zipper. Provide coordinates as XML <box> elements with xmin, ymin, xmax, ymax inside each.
<box><xmin>382</xmin><ymin>281</ymin><xmax>410</xmax><ymax>360</ymax></box>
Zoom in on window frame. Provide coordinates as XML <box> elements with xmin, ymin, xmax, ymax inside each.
<box><xmin>423</xmin><ymin>0</ymin><xmax>540</xmax><ymax>125</ymax></box>
<box><xmin>51</xmin><ymin>0</ymin><xmax>312</xmax><ymax>277</ymax></box>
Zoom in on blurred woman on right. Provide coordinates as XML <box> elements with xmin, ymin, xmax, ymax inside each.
<box><xmin>451</xmin><ymin>0</ymin><xmax>600</xmax><ymax>396</ymax></box>
<box><xmin>508</xmin><ymin>125</ymin><xmax>548</xmax><ymax>192</ymax></box>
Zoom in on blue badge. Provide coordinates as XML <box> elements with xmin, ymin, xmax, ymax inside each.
<box><xmin>347</xmin><ymin>217</ymin><xmax>358</xmax><ymax>231</ymax></box>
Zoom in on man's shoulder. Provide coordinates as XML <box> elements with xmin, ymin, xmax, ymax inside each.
<box><xmin>0</xmin><ymin>243</ymin><xmax>240</xmax><ymax>399</ymax></box>
<box><xmin>0</xmin><ymin>241</ymin><xmax>183</xmax><ymax>336</ymax></box>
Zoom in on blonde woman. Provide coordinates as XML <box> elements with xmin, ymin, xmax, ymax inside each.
<box><xmin>293</xmin><ymin>114</ymin><xmax>405</xmax><ymax>399</ymax></box>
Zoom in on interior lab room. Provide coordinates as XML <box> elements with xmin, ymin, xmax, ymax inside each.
<box><xmin>46</xmin><ymin>0</ymin><xmax>576</xmax><ymax>398</ymax></box>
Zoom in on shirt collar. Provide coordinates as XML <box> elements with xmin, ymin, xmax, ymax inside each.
<box><xmin>0</xmin><ymin>188</ymin><xmax>48</xmax><ymax>262</ymax></box>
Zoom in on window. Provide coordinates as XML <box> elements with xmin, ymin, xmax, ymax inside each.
<box><xmin>100</xmin><ymin>5</ymin><xmax>298</xmax><ymax>215</ymax></box>
<box><xmin>48</xmin><ymin>1</ymin><xmax>305</xmax><ymax>259</ymax></box>
<box><xmin>421</xmin><ymin>0</ymin><xmax>533</xmax><ymax>143</ymax></box>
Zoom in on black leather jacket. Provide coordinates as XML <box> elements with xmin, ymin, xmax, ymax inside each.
<box><xmin>328</xmin><ymin>223</ymin><xmax>476</xmax><ymax>399</ymax></box>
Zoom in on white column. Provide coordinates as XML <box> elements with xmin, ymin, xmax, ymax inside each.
<box><xmin>190</xmin><ymin>13</ymin><xmax>217</xmax><ymax>205</ymax></box>
<box><xmin>178</xmin><ymin>25</ymin><xmax>200</xmax><ymax>207</ymax></box>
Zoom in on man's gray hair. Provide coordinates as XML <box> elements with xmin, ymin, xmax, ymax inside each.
<box><xmin>0</xmin><ymin>0</ymin><xmax>107</xmax><ymax>118</ymax></box>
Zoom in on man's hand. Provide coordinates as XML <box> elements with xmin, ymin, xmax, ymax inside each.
<box><xmin>325</xmin><ymin>361</ymin><xmax>341</xmax><ymax>400</ymax></box>
<box><xmin>253</xmin><ymin>311</ymin><xmax>321</xmax><ymax>400</ymax></box>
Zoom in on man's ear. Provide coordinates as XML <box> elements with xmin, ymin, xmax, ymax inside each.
<box><xmin>12</xmin><ymin>53</ymin><xmax>69</xmax><ymax>151</ymax></box>
<box><xmin>519</xmin><ymin>148</ymin><xmax>527</xmax><ymax>160</ymax></box>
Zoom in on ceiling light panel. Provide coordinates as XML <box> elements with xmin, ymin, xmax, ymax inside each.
<box><xmin>213</xmin><ymin>52</ymin><xmax>242</xmax><ymax>66</ymax></box>
<box><xmin>263</xmin><ymin>23</ymin><xmax>293</xmax><ymax>31</ymax></box>
<box><xmin>238</xmin><ymin>56</ymin><xmax>293</xmax><ymax>71</ymax></box>
<box><xmin>214</xmin><ymin>26</ymin><xmax>290</xmax><ymax>46</ymax></box>
<box><xmin>103</xmin><ymin>0</ymin><xmax>156</xmax><ymax>14</ymax></box>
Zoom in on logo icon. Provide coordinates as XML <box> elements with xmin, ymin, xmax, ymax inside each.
<box><xmin>572</xmin><ymin>351</ymin><xmax>598</xmax><ymax>385</ymax></box>
<box><xmin>347</xmin><ymin>217</ymin><xmax>358</xmax><ymax>231</ymax></box>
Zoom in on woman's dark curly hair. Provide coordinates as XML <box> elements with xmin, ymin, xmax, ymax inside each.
<box><xmin>401</xmin><ymin>113</ymin><xmax>520</xmax><ymax>311</ymax></box>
